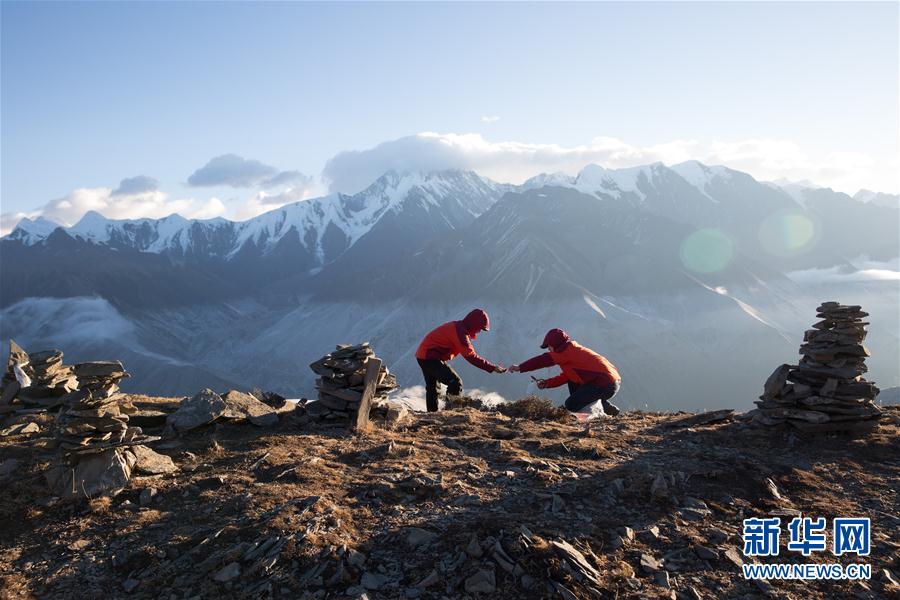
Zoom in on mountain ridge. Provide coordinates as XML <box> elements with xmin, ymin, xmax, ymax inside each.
<box><xmin>8</xmin><ymin>161</ymin><xmax>894</xmax><ymax>252</ymax></box>
<box><xmin>6</xmin><ymin>169</ymin><xmax>504</xmax><ymax>264</ymax></box>
<box><xmin>3</xmin><ymin>162</ymin><xmax>897</xmax><ymax>309</ymax></box>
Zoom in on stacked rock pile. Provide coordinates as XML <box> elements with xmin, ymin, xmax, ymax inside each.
<box><xmin>73</xmin><ymin>361</ymin><xmax>130</xmax><ymax>399</ymax></box>
<box><xmin>1</xmin><ymin>341</ymin><xmax>78</xmax><ymax>408</ymax></box>
<box><xmin>55</xmin><ymin>361</ymin><xmax>143</xmax><ymax>453</ymax></box>
<box><xmin>755</xmin><ymin>302</ymin><xmax>882</xmax><ymax>433</ymax></box>
<box><xmin>309</xmin><ymin>343</ymin><xmax>398</xmax><ymax>428</ymax></box>
<box><xmin>47</xmin><ymin>360</ymin><xmax>157</xmax><ymax>498</ymax></box>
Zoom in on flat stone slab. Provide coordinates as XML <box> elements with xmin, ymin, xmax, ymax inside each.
<box><xmin>166</xmin><ymin>389</ymin><xmax>226</xmax><ymax>432</ymax></box>
<box><xmin>131</xmin><ymin>444</ymin><xmax>178</xmax><ymax>475</ymax></box>
<box><xmin>221</xmin><ymin>390</ymin><xmax>279</xmax><ymax>427</ymax></box>
<box><xmin>45</xmin><ymin>448</ymin><xmax>133</xmax><ymax>499</ymax></box>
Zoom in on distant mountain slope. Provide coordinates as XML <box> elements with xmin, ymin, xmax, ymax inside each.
<box><xmin>0</xmin><ymin>230</ymin><xmax>241</xmax><ymax>309</ymax></box>
<box><xmin>342</xmin><ymin>186</ymin><xmax>788</xmax><ymax>303</ymax></box>
<box><xmin>854</xmin><ymin>189</ymin><xmax>900</xmax><ymax>208</ymax></box>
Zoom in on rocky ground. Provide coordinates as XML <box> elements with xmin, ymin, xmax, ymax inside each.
<box><xmin>0</xmin><ymin>396</ymin><xmax>898</xmax><ymax>600</ymax></box>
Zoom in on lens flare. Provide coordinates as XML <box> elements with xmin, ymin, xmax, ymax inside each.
<box><xmin>759</xmin><ymin>211</ymin><xmax>816</xmax><ymax>256</ymax></box>
<box><xmin>679</xmin><ymin>228</ymin><xmax>734</xmax><ymax>273</ymax></box>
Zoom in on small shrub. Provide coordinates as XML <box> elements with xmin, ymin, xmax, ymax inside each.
<box><xmin>444</xmin><ymin>395</ymin><xmax>485</xmax><ymax>410</ymax></box>
<box><xmin>496</xmin><ymin>395</ymin><xmax>573</xmax><ymax>423</ymax></box>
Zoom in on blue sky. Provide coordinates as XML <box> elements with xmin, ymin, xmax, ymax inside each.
<box><xmin>1</xmin><ymin>1</ymin><xmax>897</xmax><ymax>231</ymax></box>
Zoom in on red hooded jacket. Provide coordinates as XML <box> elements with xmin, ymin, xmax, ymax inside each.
<box><xmin>518</xmin><ymin>329</ymin><xmax>620</xmax><ymax>388</ymax></box>
<box><xmin>415</xmin><ymin>309</ymin><xmax>498</xmax><ymax>373</ymax></box>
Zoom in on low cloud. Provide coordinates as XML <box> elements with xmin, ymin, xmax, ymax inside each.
<box><xmin>2</xmin><ymin>170</ymin><xmax>317</xmax><ymax>234</ymax></box>
<box><xmin>323</xmin><ymin>133</ymin><xmax>698</xmax><ymax>194</ymax></box>
<box><xmin>0</xmin><ymin>210</ymin><xmax>41</xmax><ymax>237</ymax></box>
<box><xmin>187</xmin><ymin>153</ymin><xmax>311</xmax><ymax>190</ymax></box>
<box><xmin>481</xmin><ymin>115</ymin><xmax>500</xmax><ymax>123</ymax></box>
<box><xmin>322</xmin><ymin>132</ymin><xmax>895</xmax><ymax>195</ymax></box>
<box><xmin>232</xmin><ymin>187</ymin><xmax>317</xmax><ymax>221</ymax></box>
<box><xmin>787</xmin><ymin>259</ymin><xmax>900</xmax><ymax>284</ymax></box>
<box><xmin>1</xmin><ymin>186</ymin><xmax>229</xmax><ymax>235</ymax></box>
<box><xmin>111</xmin><ymin>175</ymin><xmax>159</xmax><ymax>196</ymax></box>
<box><xmin>0</xmin><ymin>296</ymin><xmax>136</xmax><ymax>346</ymax></box>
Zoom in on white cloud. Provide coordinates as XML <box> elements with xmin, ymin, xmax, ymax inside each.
<box><xmin>189</xmin><ymin>197</ymin><xmax>228</xmax><ymax>220</ymax></box>
<box><xmin>704</xmin><ymin>138</ymin><xmax>897</xmax><ymax>194</ymax></box>
<box><xmin>480</xmin><ymin>115</ymin><xmax>500</xmax><ymax>123</ymax></box>
<box><xmin>322</xmin><ymin>132</ymin><xmax>897</xmax><ymax>195</ymax></box>
<box><xmin>323</xmin><ymin>132</ymin><xmax>699</xmax><ymax>193</ymax></box>
<box><xmin>232</xmin><ymin>186</ymin><xmax>319</xmax><ymax>220</ymax></box>
<box><xmin>2</xmin><ymin>172</ymin><xmax>321</xmax><ymax>235</ymax></box>
<box><xmin>1</xmin><ymin>186</ymin><xmax>230</xmax><ymax>235</ymax></box>
<box><xmin>0</xmin><ymin>210</ymin><xmax>41</xmax><ymax>237</ymax></box>
<box><xmin>787</xmin><ymin>258</ymin><xmax>900</xmax><ymax>284</ymax></box>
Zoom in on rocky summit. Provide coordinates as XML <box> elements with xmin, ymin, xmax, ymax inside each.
<box><xmin>1</xmin><ymin>392</ymin><xmax>898</xmax><ymax>599</ymax></box>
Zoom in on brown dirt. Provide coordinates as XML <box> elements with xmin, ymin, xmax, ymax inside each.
<box><xmin>0</xmin><ymin>396</ymin><xmax>897</xmax><ymax>599</ymax></box>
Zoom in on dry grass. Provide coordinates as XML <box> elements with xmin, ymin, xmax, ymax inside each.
<box><xmin>446</xmin><ymin>393</ymin><xmax>574</xmax><ymax>423</ymax></box>
<box><xmin>443</xmin><ymin>394</ymin><xmax>486</xmax><ymax>410</ymax></box>
<box><xmin>496</xmin><ymin>395</ymin><xmax>575</xmax><ymax>423</ymax></box>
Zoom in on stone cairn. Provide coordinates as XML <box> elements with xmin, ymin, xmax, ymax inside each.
<box><xmin>48</xmin><ymin>361</ymin><xmax>157</xmax><ymax>498</ymax></box>
<box><xmin>1</xmin><ymin>340</ymin><xmax>78</xmax><ymax>408</ymax></box>
<box><xmin>756</xmin><ymin>302</ymin><xmax>882</xmax><ymax>434</ymax></box>
<box><xmin>309</xmin><ymin>343</ymin><xmax>398</xmax><ymax>429</ymax></box>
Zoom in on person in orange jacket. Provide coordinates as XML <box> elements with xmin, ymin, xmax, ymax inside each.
<box><xmin>416</xmin><ymin>309</ymin><xmax>506</xmax><ymax>412</ymax></box>
<box><xmin>510</xmin><ymin>328</ymin><xmax>621</xmax><ymax>415</ymax></box>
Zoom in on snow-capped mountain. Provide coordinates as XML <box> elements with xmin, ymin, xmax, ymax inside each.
<box><xmin>7</xmin><ymin>169</ymin><xmax>502</xmax><ymax>265</ymax></box>
<box><xmin>854</xmin><ymin>189</ymin><xmax>900</xmax><ymax>209</ymax></box>
<box><xmin>5</xmin><ymin>216</ymin><xmax>60</xmax><ymax>245</ymax></box>
<box><xmin>520</xmin><ymin>171</ymin><xmax>576</xmax><ymax>190</ymax></box>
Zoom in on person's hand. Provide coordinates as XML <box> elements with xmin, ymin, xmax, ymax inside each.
<box><xmin>535</xmin><ymin>379</ymin><xmax>549</xmax><ymax>389</ymax></box>
<box><xmin>508</xmin><ymin>364</ymin><xmax>521</xmax><ymax>373</ymax></box>
<box><xmin>494</xmin><ymin>365</ymin><xmax>507</xmax><ymax>374</ymax></box>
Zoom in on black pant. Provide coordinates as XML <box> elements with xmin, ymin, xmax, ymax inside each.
<box><xmin>565</xmin><ymin>380</ymin><xmax>620</xmax><ymax>413</ymax></box>
<box><xmin>417</xmin><ymin>359</ymin><xmax>462</xmax><ymax>412</ymax></box>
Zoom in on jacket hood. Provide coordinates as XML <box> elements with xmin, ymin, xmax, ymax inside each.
<box><xmin>541</xmin><ymin>328</ymin><xmax>571</xmax><ymax>352</ymax></box>
<box><xmin>461</xmin><ymin>309</ymin><xmax>490</xmax><ymax>335</ymax></box>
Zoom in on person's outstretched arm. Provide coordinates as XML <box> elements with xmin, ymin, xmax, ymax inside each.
<box><xmin>510</xmin><ymin>352</ymin><xmax>554</xmax><ymax>373</ymax></box>
<box><xmin>457</xmin><ymin>326</ymin><xmax>503</xmax><ymax>373</ymax></box>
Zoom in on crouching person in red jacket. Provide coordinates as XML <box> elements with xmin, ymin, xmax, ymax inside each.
<box><xmin>415</xmin><ymin>309</ymin><xmax>506</xmax><ymax>412</ymax></box>
<box><xmin>510</xmin><ymin>328</ymin><xmax>621</xmax><ymax>415</ymax></box>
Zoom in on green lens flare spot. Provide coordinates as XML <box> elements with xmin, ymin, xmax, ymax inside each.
<box><xmin>679</xmin><ymin>228</ymin><xmax>735</xmax><ymax>273</ymax></box>
<box><xmin>759</xmin><ymin>212</ymin><xmax>816</xmax><ymax>256</ymax></box>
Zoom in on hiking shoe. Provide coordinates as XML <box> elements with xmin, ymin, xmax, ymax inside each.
<box><xmin>602</xmin><ymin>400</ymin><xmax>621</xmax><ymax>416</ymax></box>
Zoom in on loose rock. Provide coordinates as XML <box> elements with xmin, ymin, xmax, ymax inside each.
<box><xmin>464</xmin><ymin>569</ymin><xmax>496</xmax><ymax>593</ymax></box>
<box><xmin>212</xmin><ymin>562</ymin><xmax>241</xmax><ymax>582</ymax></box>
<box><xmin>166</xmin><ymin>389</ymin><xmax>226</xmax><ymax>432</ymax></box>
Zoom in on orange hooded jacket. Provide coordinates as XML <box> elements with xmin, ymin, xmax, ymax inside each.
<box><xmin>518</xmin><ymin>329</ymin><xmax>620</xmax><ymax>388</ymax></box>
<box><xmin>415</xmin><ymin>309</ymin><xmax>498</xmax><ymax>373</ymax></box>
